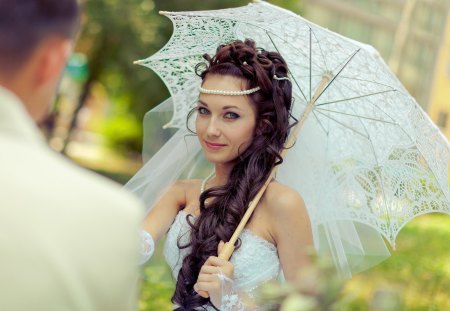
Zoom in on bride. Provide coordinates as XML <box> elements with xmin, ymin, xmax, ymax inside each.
<box><xmin>135</xmin><ymin>39</ymin><xmax>313</xmax><ymax>310</ymax></box>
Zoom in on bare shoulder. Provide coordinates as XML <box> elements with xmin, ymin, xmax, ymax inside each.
<box><xmin>264</xmin><ymin>181</ymin><xmax>307</xmax><ymax>215</ymax></box>
<box><xmin>173</xmin><ymin>179</ymin><xmax>201</xmax><ymax>193</ymax></box>
<box><xmin>163</xmin><ymin>179</ymin><xmax>201</xmax><ymax>202</ymax></box>
<box><xmin>165</xmin><ymin>179</ymin><xmax>197</xmax><ymax>194</ymax></box>
<box><xmin>143</xmin><ymin>179</ymin><xmax>201</xmax><ymax>241</ymax></box>
<box><xmin>264</xmin><ymin>182</ymin><xmax>313</xmax><ymax>281</ymax></box>
<box><xmin>263</xmin><ymin>180</ymin><xmax>312</xmax><ymax>255</ymax></box>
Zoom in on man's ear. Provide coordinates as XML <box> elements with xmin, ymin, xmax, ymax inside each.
<box><xmin>34</xmin><ymin>38</ymin><xmax>72</xmax><ymax>87</ymax></box>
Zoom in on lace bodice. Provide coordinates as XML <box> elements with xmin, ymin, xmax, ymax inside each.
<box><xmin>163</xmin><ymin>210</ymin><xmax>281</xmax><ymax>308</ymax></box>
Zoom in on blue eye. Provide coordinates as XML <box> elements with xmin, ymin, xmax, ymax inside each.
<box><xmin>197</xmin><ymin>107</ymin><xmax>209</xmax><ymax>115</ymax></box>
<box><xmin>224</xmin><ymin>112</ymin><xmax>240</xmax><ymax>119</ymax></box>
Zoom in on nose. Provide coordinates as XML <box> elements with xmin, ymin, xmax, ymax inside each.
<box><xmin>206</xmin><ymin>117</ymin><xmax>221</xmax><ymax>137</ymax></box>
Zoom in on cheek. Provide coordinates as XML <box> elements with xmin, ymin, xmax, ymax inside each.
<box><xmin>195</xmin><ymin>116</ymin><xmax>204</xmax><ymax>134</ymax></box>
<box><xmin>234</xmin><ymin>123</ymin><xmax>256</xmax><ymax>147</ymax></box>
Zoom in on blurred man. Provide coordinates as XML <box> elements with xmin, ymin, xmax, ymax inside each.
<box><xmin>0</xmin><ymin>1</ymin><xmax>144</xmax><ymax>310</ymax></box>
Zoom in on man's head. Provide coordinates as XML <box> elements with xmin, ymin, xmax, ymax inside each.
<box><xmin>0</xmin><ymin>0</ymin><xmax>80</xmax><ymax>121</ymax></box>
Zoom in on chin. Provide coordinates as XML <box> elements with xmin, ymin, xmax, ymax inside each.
<box><xmin>202</xmin><ymin>152</ymin><xmax>228</xmax><ymax>164</ymax></box>
<box><xmin>204</xmin><ymin>155</ymin><xmax>227</xmax><ymax>165</ymax></box>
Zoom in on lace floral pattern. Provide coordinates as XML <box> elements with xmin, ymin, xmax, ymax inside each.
<box><xmin>139</xmin><ymin>1</ymin><xmax>450</xmax><ymax>244</ymax></box>
<box><xmin>138</xmin><ymin>0</ymin><xmax>450</xmax><ymax>277</ymax></box>
<box><xmin>139</xmin><ymin>230</ymin><xmax>154</xmax><ymax>264</ymax></box>
<box><xmin>218</xmin><ymin>272</ymin><xmax>263</xmax><ymax>311</ymax></box>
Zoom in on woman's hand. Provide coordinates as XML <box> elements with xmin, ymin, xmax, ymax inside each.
<box><xmin>194</xmin><ymin>241</ymin><xmax>234</xmax><ymax>308</ymax></box>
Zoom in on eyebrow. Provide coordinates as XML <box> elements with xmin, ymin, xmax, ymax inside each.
<box><xmin>198</xmin><ymin>99</ymin><xmax>242</xmax><ymax>110</ymax></box>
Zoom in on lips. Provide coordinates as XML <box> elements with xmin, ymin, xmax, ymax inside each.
<box><xmin>204</xmin><ymin>141</ymin><xmax>227</xmax><ymax>150</ymax></box>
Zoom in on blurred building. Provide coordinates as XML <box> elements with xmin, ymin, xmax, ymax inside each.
<box><xmin>427</xmin><ymin>10</ymin><xmax>450</xmax><ymax>139</ymax></box>
<box><xmin>300</xmin><ymin>0</ymin><xmax>450</xmax><ymax>116</ymax></box>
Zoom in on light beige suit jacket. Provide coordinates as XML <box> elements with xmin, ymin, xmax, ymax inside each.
<box><xmin>0</xmin><ymin>86</ymin><xmax>144</xmax><ymax>311</ymax></box>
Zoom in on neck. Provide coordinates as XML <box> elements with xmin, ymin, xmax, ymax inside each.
<box><xmin>212</xmin><ymin>163</ymin><xmax>233</xmax><ymax>187</ymax></box>
<box><xmin>0</xmin><ymin>71</ymin><xmax>34</xmax><ymax>116</ymax></box>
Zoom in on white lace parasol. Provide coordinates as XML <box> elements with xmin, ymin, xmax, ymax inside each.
<box><xmin>130</xmin><ymin>0</ymin><xmax>450</xmax><ymax>277</ymax></box>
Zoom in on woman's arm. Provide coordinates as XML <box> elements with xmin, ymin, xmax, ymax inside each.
<box><xmin>140</xmin><ymin>180</ymin><xmax>188</xmax><ymax>263</ymax></box>
<box><xmin>142</xmin><ymin>180</ymin><xmax>187</xmax><ymax>242</ymax></box>
<box><xmin>267</xmin><ymin>183</ymin><xmax>314</xmax><ymax>281</ymax></box>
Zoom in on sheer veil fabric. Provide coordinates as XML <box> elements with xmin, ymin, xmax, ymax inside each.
<box><xmin>127</xmin><ymin>1</ymin><xmax>450</xmax><ymax>281</ymax></box>
<box><xmin>125</xmin><ymin>97</ymin><xmax>212</xmax><ymax>211</ymax></box>
<box><xmin>125</xmin><ymin>96</ymin><xmax>391</xmax><ymax>279</ymax></box>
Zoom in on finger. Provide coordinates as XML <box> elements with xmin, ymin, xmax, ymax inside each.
<box><xmin>217</xmin><ymin>240</ymin><xmax>225</xmax><ymax>254</ymax></box>
<box><xmin>204</xmin><ymin>256</ymin><xmax>234</xmax><ymax>274</ymax></box>
<box><xmin>197</xmin><ymin>273</ymin><xmax>216</xmax><ymax>283</ymax></box>
<box><xmin>194</xmin><ymin>282</ymin><xmax>209</xmax><ymax>298</ymax></box>
<box><xmin>204</xmin><ymin>255</ymin><xmax>226</xmax><ymax>267</ymax></box>
<box><xmin>198</xmin><ymin>290</ymin><xmax>209</xmax><ymax>299</ymax></box>
<box><xmin>195</xmin><ymin>281</ymin><xmax>219</xmax><ymax>295</ymax></box>
<box><xmin>203</xmin><ymin>256</ymin><xmax>235</xmax><ymax>280</ymax></box>
<box><xmin>200</xmin><ymin>265</ymin><xmax>223</xmax><ymax>275</ymax></box>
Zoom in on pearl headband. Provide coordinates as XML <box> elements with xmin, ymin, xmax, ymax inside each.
<box><xmin>198</xmin><ymin>86</ymin><xmax>261</xmax><ymax>96</ymax></box>
<box><xmin>198</xmin><ymin>74</ymin><xmax>289</xmax><ymax>96</ymax></box>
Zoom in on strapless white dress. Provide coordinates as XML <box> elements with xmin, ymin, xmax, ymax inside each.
<box><xmin>164</xmin><ymin>210</ymin><xmax>282</xmax><ymax>310</ymax></box>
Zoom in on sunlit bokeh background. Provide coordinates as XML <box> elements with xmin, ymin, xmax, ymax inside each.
<box><xmin>40</xmin><ymin>0</ymin><xmax>450</xmax><ymax>310</ymax></box>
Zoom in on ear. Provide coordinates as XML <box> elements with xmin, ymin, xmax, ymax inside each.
<box><xmin>34</xmin><ymin>38</ymin><xmax>72</xmax><ymax>87</ymax></box>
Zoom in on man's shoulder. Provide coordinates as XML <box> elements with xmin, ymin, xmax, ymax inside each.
<box><xmin>1</xmin><ymin>140</ymin><xmax>144</xmax><ymax>216</ymax></box>
<box><xmin>52</xmin><ymin>154</ymin><xmax>144</xmax><ymax>212</ymax></box>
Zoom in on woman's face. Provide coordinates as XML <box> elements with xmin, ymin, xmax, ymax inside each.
<box><xmin>196</xmin><ymin>74</ymin><xmax>257</xmax><ymax>165</ymax></box>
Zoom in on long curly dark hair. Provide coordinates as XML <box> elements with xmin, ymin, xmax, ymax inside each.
<box><xmin>172</xmin><ymin>39</ymin><xmax>294</xmax><ymax>310</ymax></box>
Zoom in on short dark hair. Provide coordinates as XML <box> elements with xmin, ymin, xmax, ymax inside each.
<box><xmin>0</xmin><ymin>0</ymin><xmax>80</xmax><ymax>73</ymax></box>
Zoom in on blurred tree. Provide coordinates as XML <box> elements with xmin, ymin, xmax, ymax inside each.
<box><xmin>71</xmin><ymin>0</ymin><xmax>302</xmax><ymax>153</ymax></box>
